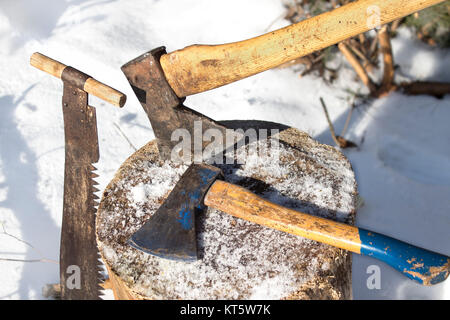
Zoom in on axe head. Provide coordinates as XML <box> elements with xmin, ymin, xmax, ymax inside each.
<box><xmin>121</xmin><ymin>47</ymin><xmax>229</xmax><ymax>161</ymax></box>
<box><xmin>128</xmin><ymin>163</ymin><xmax>223</xmax><ymax>261</ymax></box>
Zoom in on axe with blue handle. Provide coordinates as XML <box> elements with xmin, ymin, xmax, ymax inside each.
<box><xmin>129</xmin><ymin>163</ymin><xmax>449</xmax><ymax>286</ymax></box>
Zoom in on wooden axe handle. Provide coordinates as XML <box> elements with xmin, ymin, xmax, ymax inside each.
<box><xmin>204</xmin><ymin>180</ymin><xmax>450</xmax><ymax>285</ymax></box>
<box><xmin>30</xmin><ymin>52</ymin><xmax>126</xmax><ymax>107</ymax></box>
<box><xmin>160</xmin><ymin>0</ymin><xmax>444</xmax><ymax>97</ymax></box>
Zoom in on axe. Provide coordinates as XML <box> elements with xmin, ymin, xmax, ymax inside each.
<box><xmin>129</xmin><ymin>163</ymin><xmax>450</xmax><ymax>286</ymax></box>
<box><xmin>121</xmin><ymin>0</ymin><xmax>445</xmax><ymax>160</ymax></box>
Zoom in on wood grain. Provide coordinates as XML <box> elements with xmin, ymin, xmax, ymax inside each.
<box><xmin>160</xmin><ymin>0</ymin><xmax>444</xmax><ymax>97</ymax></box>
<box><xmin>30</xmin><ymin>52</ymin><xmax>67</xmax><ymax>78</ymax></box>
<box><xmin>104</xmin><ymin>264</ymin><xmax>136</xmax><ymax>300</ymax></box>
<box><xmin>378</xmin><ymin>25</ymin><xmax>395</xmax><ymax>95</ymax></box>
<box><xmin>84</xmin><ymin>78</ymin><xmax>126</xmax><ymax>107</ymax></box>
<box><xmin>30</xmin><ymin>52</ymin><xmax>126</xmax><ymax>107</ymax></box>
<box><xmin>204</xmin><ymin>180</ymin><xmax>362</xmax><ymax>254</ymax></box>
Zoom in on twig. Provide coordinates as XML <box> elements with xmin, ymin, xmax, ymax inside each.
<box><xmin>320</xmin><ymin>98</ymin><xmax>358</xmax><ymax>149</ymax></box>
<box><xmin>378</xmin><ymin>25</ymin><xmax>396</xmax><ymax>96</ymax></box>
<box><xmin>277</xmin><ymin>56</ymin><xmax>311</xmax><ymax>69</ymax></box>
<box><xmin>358</xmin><ymin>33</ymin><xmax>366</xmax><ymax>52</ymax></box>
<box><xmin>312</xmin><ymin>52</ymin><xmax>325</xmax><ymax>64</ymax></box>
<box><xmin>347</xmin><ymin>39</ymin><xmax>376</xmax><ymax>72</ymax></box>
<box><xmin>113</xmin><ymin>123</ymin><xmax>137</xmax><ymax>151</ymax></box>
<box><xmin>1</xmin><ymin>223</ymin><xmax>41</xmax><ymax>254</ymax></box>
<box><xmin>369</xmin><ymin>36</ymin><xmax>379</xmax><ymax>60</ymax></box>
<box><xmin>319</xmin><ymin>97</ymin><xmax>341</xmax><ymax>147</ymax></box>
<box><xmin>340</xmin><ymin>102</ymin><xmax>355</xmax><ymax>137</ymax></box>
<box><xmin>0</xmin><ymin>258</ymin><xmax>57</xmax><ymax>263</ymax></box>
<box><xmin>391</xmin><ymin>19</ymin><xmax>403</xmax><ymax>33</ymax></box>
<box><xmin>0</xmin><ymin>222</ymin><xmax>57</xmax><ymax>264</ymax></box>
<box><xmin>338</xmin><ymin>42</ymin><xmax>377</xmax><ymax>94</ymax></box>
<box><xmin>400</xmin><ymin>81</ymin><xmax>450</xmax><ymax>99</ymax></box>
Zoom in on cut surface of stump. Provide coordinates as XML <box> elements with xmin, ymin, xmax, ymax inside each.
<box><xmin>96</xmin><ymin>124</ymin><xmax>357</xmax><ymax>300</ymax></box>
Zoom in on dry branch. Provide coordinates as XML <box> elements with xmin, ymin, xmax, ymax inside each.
<box><xmin>400</xmin><ymin>82</ymin><xmax>450</xmax><ymax>98</ymax></box>
<box><xmin>348</xmin><ymin>39</ymin><xmax>377</xmax><ymax>72</ymax></box>
<box><xmin>341</xmin><ymin>102</ymin><xmax>355</xmax><ymax>137</ymax></box>
<box><xmin>319</xmin><ymin>97</ymin><xmax>357</xmax><ymax>149</ymax></box>
<box><xmin>0</xmin><ymin>222</ymin><xmax>57</xmax><ymax>264</ymax></box>
<box><xmin>338</xmin><ymin>42</ymin><xmax>377</xmax><ymax>95</ymax></box>
<box><xmin>377</xmin><ymin>26</ymin><xmax>396</xmax><ymax>96</ymax></box>
<box><xmin>320</xmin><ymin>97</ymin><xmax>341</xmax><ymax>148</ymax></box>
<box><xmin>391</xmin><ymin>19</ymin><xmax>403</xmax><ymax>33</ymax></box>
<box><xmin>281</xmin><ymin>1</ymin><xmax>450</xmax><ymax>101</ymax></box>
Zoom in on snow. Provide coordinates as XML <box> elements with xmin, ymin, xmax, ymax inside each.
<box><xmin>97</xmin><ymin>136</ymin><xmax>356</xmax><ymax>299</ymax></box>
<box><xmin>0</xmin><ymin>0</ymin><xmax>449</xmax><ymax>299</ymax></box>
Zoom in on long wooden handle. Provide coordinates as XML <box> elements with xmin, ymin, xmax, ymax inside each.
<box><xmin>161</xmin><ymin>0</ymin><xmax>444</xmax><ymax>97</ymax></box>
<box><xmin>30</xmin><ymin>52</ymin><xmax>126</xmax><ymax>107</ymax></box>
<box><xmin>204</xmin><ymin>180</ymin><xmax>450</xmax><ymax>285</ymax></box>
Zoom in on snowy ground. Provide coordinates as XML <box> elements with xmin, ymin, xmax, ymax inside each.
<box><xmin>0</xmin><ymin>0</ymin><xmax>449</xmax><ymax>300</ymax></box>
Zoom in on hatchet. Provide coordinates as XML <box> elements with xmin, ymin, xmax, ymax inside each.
<box><xmin>122</xmin><ymin>0</ymin><xmax>444</xmax><ymax>161</ymax></box>
<box><xmin>129</xmin><ymin>163</ymin><xmax>449</xmax><ymax>286</ymax></box>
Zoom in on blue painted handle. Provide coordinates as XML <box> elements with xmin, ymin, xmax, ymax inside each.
<box><xmin>359</xmin><ymin>229</ymin><xmax>449</xmax><ymax>285</ymax></box>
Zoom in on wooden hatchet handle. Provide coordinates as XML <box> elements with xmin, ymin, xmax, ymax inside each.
<box><xmin>30</xmin><ymin>52</ymin><xmax>126</xmax><ymax>107</ymax></box>
<box><xmin>204</xmin><ymin>180</ymin><xmax>450</xmax><ymax>286</ymax></box>
<box><xmin>161</xmin><ymin>0</ymin><xmax>445</xmax><ymax>97</ymax></box>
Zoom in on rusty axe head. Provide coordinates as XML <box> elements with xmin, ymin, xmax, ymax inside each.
<box><xmin>128</xmin><ymin>163</ymin><xmax>222</xmax><ymax>261</ymax></box>
<box><xmin>121</xmin><ymin>47</ymin><xmax>229</xmax><ymax>161</ymax></box>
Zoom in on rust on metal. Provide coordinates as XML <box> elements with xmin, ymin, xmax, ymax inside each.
<box><xmin>61</xmin><ymin>67</ymin><xmax>91</xmax><ymax>91</ymax></box>
<box><xmin>121</xmin><ymin>47</ymin><xmax>230</xmax><ymax>161</ymax></box>
<box><xmin>59</xmin><ymin>68</ymin><xmax>102</xmax><ymax>300</ymax></box>
<box><xmin>31</xmin><ymin>53</ymin><xmax>127</xmax><ymax>299</ymax></box>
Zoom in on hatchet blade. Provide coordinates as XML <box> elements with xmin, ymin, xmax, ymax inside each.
<box><xmin>128</xmin><ymin>164</ymin><xmax>222</xmax><ymax>262</ymax></box>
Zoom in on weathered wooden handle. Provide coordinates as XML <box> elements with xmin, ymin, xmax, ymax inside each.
<box><xmin>161</xmin><ymin>0</ymin><xmax>445</xmax><ymax>97</ymax></box>
<box><xmin>30</xmin><ymin>52</ymin><xmax>126</xmax><ymax>107</ymax></box>
<box><xmin>204</xmin><ymin>180</ymin><xmax>450</xmax><ymax>285</ymax></box>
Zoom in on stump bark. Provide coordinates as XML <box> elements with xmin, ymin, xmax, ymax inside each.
<box><xmin>96</xmin><ymin>122</ymin><xmax>357</xmax><ymax>300</ymax></box>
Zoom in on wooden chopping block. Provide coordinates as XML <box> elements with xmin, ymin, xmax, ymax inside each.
<box><xmin>96</xmin><ymin>122</ymin><xmax>357</xmax><ymax>300</ymax></box>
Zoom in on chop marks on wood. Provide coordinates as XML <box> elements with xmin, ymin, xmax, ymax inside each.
<box><xmin>287</xmin><ymin>246</ymin><xmax>352</xmax><ymax>300</ymax></box>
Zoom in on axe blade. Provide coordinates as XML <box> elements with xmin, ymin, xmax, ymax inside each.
<box><xmin>128</xmin><ymin>164</ymin><xmax>223</xmax><ymax>262</ymax></box>
<box><xmin>120</xmin><ymin>47</ymin><xmax>229</xmax><ymax>162</ymax></box>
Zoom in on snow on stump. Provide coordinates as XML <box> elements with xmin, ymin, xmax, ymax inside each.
<box><xmin>96</xmin><ymin>122</ymin><xmax>357</xmax><ymax>300</ymax></box>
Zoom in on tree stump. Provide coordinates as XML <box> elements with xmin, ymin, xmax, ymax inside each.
<box><xmin>96</xmin><ymin>122</ymin><xmax>357</xmax><ymax>300</ymax></box>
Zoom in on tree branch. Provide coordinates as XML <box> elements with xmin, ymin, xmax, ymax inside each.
<box><xmin>338</xmin><ymin>42</ymin><xmax>377</xmax><ymax>95</ymax></box>
<box><xmin>0</xmin><ymin>222</ymin><xmax>57</xmax><ymax>264</ymax></box>
<box><xmin>320</xmin><ymin>97</ymin><xmax>341</xmax><ymax>147</ymax></box>
<box><xmin>377</xmin><ymin>25</ymin><xmax>396</xmax><ymax>96</ymax></box>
